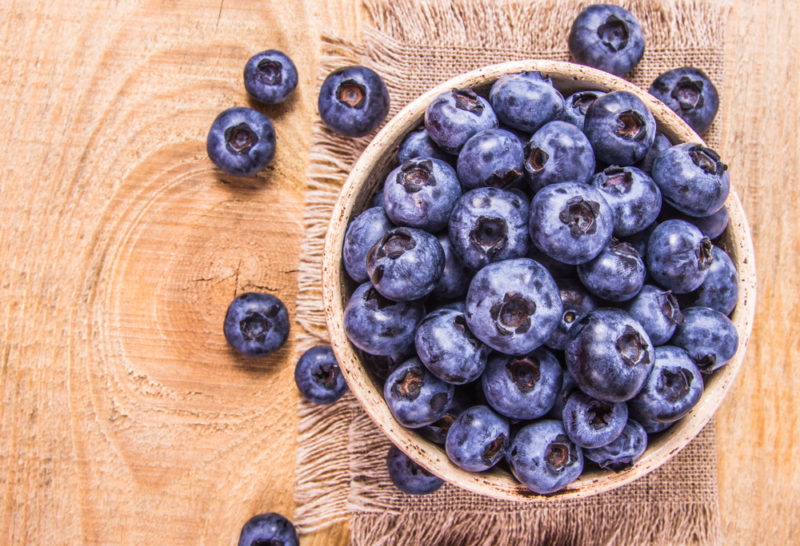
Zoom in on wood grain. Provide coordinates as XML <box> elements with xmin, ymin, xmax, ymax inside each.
<box><xmin>0</xmin><ymin>0</ymin><xmax>796</xmax><ymax>544</ymax></box>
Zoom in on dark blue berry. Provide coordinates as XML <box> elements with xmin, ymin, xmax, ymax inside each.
<box><xmin>562</xmin><ymin>90</ymin><xmax>605</xmax><ymax>130</ymax></box>
<box><xmin>652</xmin><ymin>143</ymin><xmax>729</xmax><ymax>218</ymax></box>
<box><xmin>237</xmin><ymin>513</ymin><xmax>298</xmax><ymax>546</ymax></box>
<box><xmin>629</xmin><ymin>407</ymin><xmax>674</xmax><ymax>434</ymax></box>
<box><xmin>584</xmin><ymin>91</ymin><xmax>656</xmax><ymax>166</ymax></box>
<box><xmin>445</xmin><ymin>405</ymin><xmax>509</xmax><ymax>472</ymax></box>
<box><xmin>562</xmin><ymin>390</ymin><xmax>628</xmax><ymax>448</ymax></box>
<box><xmin>671</xmin><ymin>306</ymin><xmax>738</xmax><ymax>374</ymax></box>
<box><xmin>294</xmin><ymin>345</ymin><xmax>348</xmax><ymax>404</ymax></box>
<box><xmin>223</xmin><ymin>292</ymin><xmax>289</xmax><ymax>357</ymax></box>
<box><xmin>366</xmin><ymin>227</ymin><xmax>444</xmax><ymax>302</ymax></box>
<box><xmin>646</xmin><ymin>219</ymin><xmax>712</xmax><ymax>294</ymax></box>
<box><xmin>425</xmin><ymin>88</ymin><xmax>498</xmax><ymax>154</ymax></box>
<box><xmin>625</xmin><ymin>284</ymin><xmax>684</xmax><ymax>345</ymax></box>
<box><xmin>457</xmin><ymin>128</ymin><xmax>524</xmax><ymax>190</ymax></box>
<box><xmin>361</xmin><ymin>351</ymin><xmax>409</xmax><ymax>384</ymax></box>
<box><xmin>318</xmin><ymin>66</ymin><xmax>390</xmax><ymax>137</ymax></box>
<box><xmin>343</xmin><ymin>206</ymin><xmax>393</xmax><ymax>283</ymax></box>
<box><xmin>548</xmin><ymin>367</ymin><xmax>579</xmax><ymax>419</ymax></box>
<box><xmin>584</xmin><ymin>419</ymin><xmax>648</xmax><ymax>470</ymax></box>
<box><xmin>629</xmin><ymin>345</ymin><xmax>704</xmax><ymax>422</ymax></box>
<box><xmin>481</xmin><ymin>348</ymin><xmax>562</xmax><ymax>420</ymax></box>
<box><xmin>568</xmin><ymin>4</ymin><xmax>645</xmax><ymax>76</ymax></box>
<box><xmin>507</xmin><ymin>420</ymin><xmax>584</xmax><ymax>494</ymax></box>
<box><xmin>419</xmin><ymin>390</ymin><xmax>471</xmax><ymax>445</ymax></box>
<box><xmin>524</xmin><ymin>120</ymin><xmax>595</xmax><ymax>193</ymax></box>
<box><xmin>415</xmin><ymin>307</ymin><xmax>489</xmax><ymax>384</ymax></box>
<box><xmin>545</xmin><ymin>278</ymin><xmax>597</xmax><ymax>351</ymax></box>
<box><xmin>592</xmin><ymin>165</ymin><xmax>662</xmax><ymax>237</ymax></box>
<box><xmin>489</xmin><ymin>71</ymin><xmax>565</xmax><ymax>133</ymax></box>
<box><xmin>207</xmin><ymin>107</ymin><xmax>276</xmax><ymax>176</ymax></box>
<box><xmin>577</xmin><ymin>239</ymin><xmax>646</xmax><ymax>302</ymax></box>
<box><xmin>636</xmin><ymin>132</ymin><xmax>672</xmax><ymax>174</ymax></box>
<box><xmin>386</xmin><ymin>445</ymin><xmax>443</xmax><ymax>495</ymax></box>
<box><xmin>398</xmin><ymin>127</ymin><xmax>451</xmax><ymax>163</ymax></box>
<box><xmin>432</xmin><ymin>233</ymin><xmax>470</xmax><ymax>300</ymax></box>
<box><xmin>687</xmin><ymin>206</ymin><xmax>729</xmax><ymax>240</ymax></box>
<box><xmin>383</xmin><ymin>358</ymin><xmax>454</xmax><ymax>428</ymax></box>
<box><xmin>649</xmin><ymin>67</ymin><xmax>719</xmax><ymax>134</ymax></box>
<box><xmin>383</xmin><ymin>158</ymin><xmax>462</xmax><ymax>232</ymax></box>
<box><xmin>243</xmin><ymin>50</ymin><xmax>298</xmax><ymax>104</ymax></box>
<box><xmin>691</xmin><ymin>246</ymin><xmax>738</xmax><ymax>315</ymax></box>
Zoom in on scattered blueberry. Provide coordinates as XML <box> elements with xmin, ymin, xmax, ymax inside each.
<box><xmin>318</xmin><ymin>65</ymin><xmax>390</xmax><ymax>137</ymax></box>
<box><xmin>629</xmin><ymin>345</ymin><xmax>704</xmax><ymax>422</ymax></box>
<box><xmin>243</xmin><ymin>50</ymin><xmax>298</xmax><ymax>104</ymax></box>
<box><xmin>625</xmin><ymin>284</ymin><xmax>684</xmax><ymax>345</ymax></box>
<box><xmin>415</xmin><ymin>307</ymin><xmax>490</xmax><ymax>384</ymax></box>
<box><xmin>237</xmin><ymin>513</ymin><xmax>298</xmax><ymax>546</ymax></box>
<box><xmin>562</xmin><ymin>390</ymin><xmax>628</xmax><ymax>448</ymax></box>
<box><xmin>343</xmin><ymin>206</ymin><xmax>394</xmax><ymax>283</ymax></box>
<box><xmin>524</xmin><ymin>120</ymin><xmax>595</xmax><ymax>193</ymax></box>
<box><xmin>425</xmin><ymin>88</ymin><xmax>498</xmax><ymax>153</ymax></box>
<box><xmin>577</xmin><ymin>239</ymin><xmax>646</xmax><ymax>302</ymax></box>
<box><xmin>398</xmin><ymin>127</ymin><xmax>451</xmax><ymax>163</ymax></box>
<box><xmin>545</xmin><ymin>278</ymin><xmax>597</xmax><ymax>351</ymax></box>
<box><xmin>646</xmin><ymin>219</ymin><xmax>712</xmax><ymax>293</ymax></box>
<box><xmin>561</xmin><ymin>90</ymin><xmax>605</xmax><ymax>130</ymax></box>
<box><xmin>445</xmin><ymin>405</ymin><xmax>509</xmax><ymax>472</ymax></box>
<box><xmin>507</xmin><ymin>420</ymin><xmax>584</xmax><ymax>494</ymax></box>
<box><xmin>636</xmin><ymin>131</ymin><xmax>672</xmax><ymax>174</ymax></box>
<box><xmin>568</xmin><ymin>4</ymin><xmax>645</xmax><ymax>76</ymax></box>
<box><xmin>366</xmin><ymin>227</ymin><xmax>444</xmax><ymax>302</ymax></box>
<box><xmin>383</xmin><ymin>158</ymin><xmax>462</xmax><ymax>232</ymax></box>
<box><xmin>223</xmin><ymin>292</ymin><xmax>289</xmax><ymax>357</ymax></box>
<box><xmin>433</xmin><ymin>233</ymin><xmax>470</xmax><ymax>300</ymax></box>
<box><xmin>652</xmin><ymin>143</ymin><xmax>729</xmax><ymax>217</ymax></box>
<box><xmin>691</xmin><ymin>246</ymin><xmax>738</xmax><ymax>315</ymax></box>
<box><xmin>671</xmin><ymin>306</ymin><xmax>738</xmax><ymax>374</ymax></box>
<box><xmin>649</xmin><ymin>67</ymin><xmax>719</xmax><ymax>133</ymax></box>
<box><xmin>591</xmin><ymin>165</ymin><xmax>662</xmax><ymax>237</ymax></box>
<box><xmin>584</xmin><ymin>91</ymin><xmax>656</xmax><ymax>166</ymax></box>
<box><xmin>457</xmin><ymin>128</ymin><xmax>524</xmax><ymax>189</ymax></box>
<box><xmin>384</xmin><ymin>358</ymin><xmax>455</xmax><ymax>428</ymax></box>
<box><xmin>584</xmin><ymin>419</ymin><xmax>648</xmax><ymax>470</ymax></box>
<box><xmin>489</xmin><ymin>71</ymin><xmax>565</xmax><ymax>133</ymax></box>
<box><xmin>294</xmin><ymin>345</ymin><xmax>348</xmax><ymax>404</ymax></box>
<box><xmin>386</xmin><ymin>444</ymin><xmax>444</xmax><ymax>495</ymax></box>
<box><xmin>207</xmin><ymin>107</ymin><xmax>276</xmax><ymax>176</ymax></box>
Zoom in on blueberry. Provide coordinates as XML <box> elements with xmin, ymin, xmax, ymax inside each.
<box><xmin>415</xmin><ymin>307</ymin><xmax>490</xmax><ymax>384</ymax></box>
<box><xmin>294</xmin><ymin>345</ymin><xmax>348</xmax><ymax>404</ymax></box>
<box><xmin>419</xmin><ymin>390</ymin><xmax>471</xmax><ymax>445</ymax></box>
<box><xmin>489</xmin><ymin>71</ymin><xmax>565</xmax><ymax>133</ymax></box>
<box><xmin>383</xmin><ymin>158</ymin><xmax>462</xmax><ymax>232</ymax></box>
<box><xmin>465</xmin><ymin>258</ymin><xmax>563</xmax><ymax>355</ymax></box>
<box><xmin>584</xmin><ymin>91</ymin><xmax>656</xmax><ymax>166</ymax></box>
<box><xmin>561</xmin><ymin>90</ymin><xmax>605</xmax><ymax>130</ymax></box>
<box><xmin>318</xmin><ymin>65</ymin><xmax>390</xmax><ymax>137</ymax></box>
<box><xmin>651</xmin><ymin>143</ymin><xmax>729</xmax><ymax>218</ymax></box>
<box><xmin>687</xmin><ymin>206</ymin><xmax>729</xmax><ymax>240</ymax></box>
<box><xmin>481</xmin><ymin>348</ymin><xmax>562</xmax><ymax>420</ymax></box>
<box><xmin>507</xmin><ymin>420</ymin><xmax>584</xmax><ymax>494</ymax></box>
<box><xmin>646</xmin><ymin>219</ymin><xmax>712</xmax><ymax>294</ymax></box>
<box><xmin>628</xmin><ymin>407</ymin><xmax>675</xmax><ymax>434</ymax></box>
<box><xmin>361</xmin><ymin>350</ymin><xmax>410</xmax><ymax>383</ymax></box>
<box><xmin>386</xmin><ymin>445</ymin><xmax>443</xmax><ymax>495</ymax></box>
<box><xmin>243</xmin><ymin>50</ymin><xmax>298</xmax><ymax>104</ymax></box>
<box><xmin>592</xmin><ymin>165</ymin><xmax>662</xmax><ymax>237</ymax></box>
<box><xmin>671</xmin><ymin>306</ymin><xmax>738</xmax><ymax>374</ymax></box>
<box><xmin>207</xmin><ymin>107</ymin><xmax>276</xmax><ymax>176</ymax></box>
<box><xmin>565</xmin><ymin>308</ymin><xmax>654</xmax><ymax>402</ymax></box>
<box><xmin>343</xmin><ymin>206</ymin><xmax>394</xmax><ymax>283</ymax></box>
<box><xmin>457</xmin><ymin>128</ymin><xmax>524</xmax><ymax>190</ymax></box>
<box><xmin>366</xmin><ymin>227</ymin><xmax>444</xmax><ymax>302</ymax></box>
<box><xmin>545</xmin><ymin>278</ymin><xmax>597</xmax><ymax>351</ymax></box>
<box><xmin>577</xmin><ymin>239</ymin><xmax>646</xmax><ymax>302</ymax></box>
<box><xmin>371</xmin><ymin>190</ymin><xmax>385</xmax><ymax>208</ymax></box>
<box><xmin>625</xmin><ymin>284</ymin><xmax>684</xmax><ymax>345</ymax></box>
<box><xmin>432</xmin><ymin>233</ymin><xmax>470</xmax><ymax>300</ymax></box>
<box><xmin>629</xmin><ymin>345</ymin><xmax>704</xmax><ymax>422</ymax></box>
<box><xmin>562</xmin><ymin>391</ymin><xmax>628</xmax><ymax>448</ymax></box>
<box><xmin>384</xmin><ymin>358</ymin><xmax>455</xmax><ymax>428</ymax></box>
<box><xmin>344</xmin><ymin>282</ymin><xmax>424</xmax><ymax>356</ymax></box>
<box><xmin>568</xmin><ymin>4</ymin><xmax>645</xmax><ymax>76</ymax></box>
<box><xmin>690</xmin><ymin>246</ymin><xmax>738</xmax><ymax>315</ymax></box>
<box><xmin>584</xmin><ymin>419</ymin><xmax>648</xmax><ymax>471</ymax></box>
<box><xmin>548</xmin><ymin>368</ymin><xmax>579</xmax><ymax>419</ymax></box>
<box><xmin>425</xmin><ymin>88</ymin><xmax>498</xmax><ymax>154</ymax></box>
<box><xmin>649</xmin><ymin>67</ymin><xmax>719</xmax><ymax>133</ymax></box>
<box><xmin>445</xmin><ymin>405</ymin><xmax>509</xmax><ymax>472</ymax></box>
<box><xmin>237</xmin><ymin>513</ymin><xmax>298</xmax><ymax>546</ymax></box>
<box><xmin>529</xmin><ymin>182</ymin><xmax>615</xmax><ymax>265</ymax></box>
<box><xmin>448</xmin><ymin>187</ymin><xmax>530</xmax><ymax>270</ymax></box>
<box><xmin>524</xmin><ymin>121</ymin><xmax>595</xmax><ymax>193</ymax></box>
<box><xmin>398</xmin><ymin>127</ymin><xmax>451</xmax><ymax>163</ymax></box>
<box><xmin>636</xmin><ymin>131</ymin><xmax>672</xmax><ymax>174</ymax></box>
<box><xmin>223</xmin><ymin>292</ymin><xmax>289</xmax><ymax>357</ymax></box>
<box><xmin>624</xmin><ymin>221</ymin><xmax>657</xmax><ymax>258</ymax></box>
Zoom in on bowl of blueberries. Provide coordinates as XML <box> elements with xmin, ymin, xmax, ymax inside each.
<box><xmin>321</xmin><ymin>7</ymin><xmax>756</xmax><ymax>500</ymax></box>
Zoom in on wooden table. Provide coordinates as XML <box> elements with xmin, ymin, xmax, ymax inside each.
<box><xmin>1</xmin><ymin>0</ymin><xmax>797</xmax><ymax>544</ymax></box>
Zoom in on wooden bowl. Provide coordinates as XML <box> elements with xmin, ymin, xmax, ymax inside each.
<box><xmin>322</xmin><ymin>60</ymin><xmax>756</xmax><ymax>500</ymax></box>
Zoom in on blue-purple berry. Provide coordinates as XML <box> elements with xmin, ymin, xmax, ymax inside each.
<box><xmin>223</xmin><ymin>292</ymin><xmax>289</xmax><ymax>357</ymax></box>
<box><xmin>445</xmin><ymin>405</ymin><xmax>509</xmax><ymax>472</ymax></box>
<box><xmin>318</xmin><ymin>65</ymin><xmax>390</xmax><ymax>137</ymax></box>
<box><xmin>343</xmin><ymin>206</ymin><xmax>394</xmax><ymax>283</ymax></box>
<box><xmin>384</xmin><ymin>358</ymin><xmax>455</xmax><ymax>428</ymax></box>
<box><xmin>670</xmin><ymin>306</ymin><xmax>738</xmax><ymax>374</ymax></box>
<box><xmin>207</xmin><ymin>107</ymin><xmax>276</xmax><ymax>176</ymax></box>
<box><xmin>415</xmin><ymin>307</ymin><xmax>489</xmax><ymax>384</ymax></box>
<box><xmin>366</xmin><ymin>227</ymin><xmax>444</xmax><ymax>302</ymax></box>
<box><xmin>568</xmin><ymin>4</ymin><xmax>645</xmax><ymax>76</ymax></box>
<box><xmin>507</xmin><ymin>420</ymin><xmax>584</xmax><ymax>494</ymax></box>
<box><xmin>425</xmin><ymin>88</ymin><xmax>498</xmax><ymax>154</ymax></box>
<box><xmin>294</xmin><ymin>345</ymin><xmax>348</xmax><ymax>404</ymax></box>
<box><xmin>562</xmin><ymin>390</ymin><xmax>628</xmax><ymax>449</ymax></box>
<box><xmin>457</xmin><ymin>128</ymin><xmax>524</xmax><ymax>190</ymax></box>
<box><xmin>629</xmin><ymin>345</ymin><xmax>704</xmax><ymax>422</ymax></box>
<box><xmin>386</xmin><ymin>445</ymin><xmax>443</xmax><ymax>495</ymax></box>
<box><xmin>651</xmin><ymin>143</ymin><xmax>729</xmax><ymax>218</ymax></box>
<box><xmin>577</xmin><ymin>239</ymin><xmax>646</xmax><ymax>302</ymax></box>
<box><xmin>489</xmin><ymin>71</ymin><xmax>565</xmax><ymax>133</ymax></box>
<box><xmin>584</xmin><ymin>91</ymin><xmax>656</xmax><ymax>166</ymax></box>
<box><xmin>383</xmin><ymin>158</ymin><xmax>462</xmax><ymax>232</ymax></box>
<box><xmin>649</xmin><ymin>67</ymin><xmax>719</xmax><ymax>134</ymax></box>
<box><xmin>524</xmin><ymin>120</ymin><xmax>595</xmax><ymax>193</ymax></box>
<box><xmin>592</xmin><ymin>165</ymin><xmax>662</xmax><ymax>237</ymax></box>
<box><xmin>646</xmin><ymin>219</ymin><xmax>712</xmax><ymax>294</ymax></box>
<box><xmin>243</xmin><ymin>50</ymin><xmax>298</xmax><ymax>104</ymax></box>
<box><xmin>237</xmin><ymin>513</ymin><xmax>298</xmax><ymax>546</ymax></box>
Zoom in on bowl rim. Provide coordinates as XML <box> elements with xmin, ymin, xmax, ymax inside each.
<box><xmin>322</xmin><ymin>59</ymin><xmax>757</xmax><ymax>501</ymax></box>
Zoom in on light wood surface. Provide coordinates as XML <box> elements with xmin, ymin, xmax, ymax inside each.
<box><xmin>0</xmin><ymin>0</ymin><xmax>796</xmax><ymax>544</ymax></box>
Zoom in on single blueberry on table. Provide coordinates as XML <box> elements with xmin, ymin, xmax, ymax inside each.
<box><xmin>577</xmin><ymin>239</ymin><xmax>646</xmax><ymax>302</ymax></box>
<box><xmin>237</xmin><ymin>513</ymin><xmax>298</xmax><ymax>546</ymax></box>
<box><xmin>546</xmin><ymin>278</ymin><xmax>598</xmax><ymax>351</ymax></box>
<box><xmin>562</xmin><ymin>390</ymin><xmax>628</xmax><ymax>449</ymax></box>
<box><xmin>529</xmin><ymin>181</ymin><xmax>615</xmax><ymax>265</ymax></box>
<box><xmin>591</xmin><ymin>165</ymin><xmax>662</xmax><ymax>237</ymax></box>
<box><xmin>398</xmin><ymin>126</ymin><xmax>451</xmax><ymax>163</ymax></box>
<box><xmin>489</xmin><ymin>71</ymin><xmax>565</xmax><ymax>133</ymax></box>
<box><xmin>425</xmin><ymin>88</ymin><xmax>498</xmax><ymax>154</ymax></box>
<box><xmin>649</xmin><ymin>67</ymin><xmax>719</xmax><ymax>134</ymax></box>
<box><xmin>481</xmin><ymin>348</ymin><xmax>562</xmax><ymax>420</ymax></box>
<box><xmin>629</xmin><ymin>345</ymin><xmax>704</xmax><ymax>423</ymax></box>
<box><xmin>568</xmin><ymin>4</ymin><xmax>645</xmax><ymax>76</ymax></box>
<box><xmin>507</xmin><ymin>420</ymin><xmax>584</xmax><ymax>495</ymax></box>
<box><xmin>343</xmin><ymin>206</ymin><xmax>394</xmax><ymax>283</ymax></box>
<box><xmin>415</xmin><ymin>307</ymin><xmax>490</xmax><ymax>384</ymax></box>
<box><xmin>457</xmin><ymin>128</ymin><xmax>524</xmax><ymax>190</ymax></box>
<box><xmin>294</xmin><ymin>345</ymin><xmax>348</xmax><ymax>404</ymax></box>
<box><xmin>318</xmin><ymin>65</ymin><xmax>390</xmax><ymax>137</ymax></box>
<box><xmin>686</xmin><ymin>206</ymin><xmax>729</xmax><ymax>240</ymax></box>
<box><xmin>386</xmin><ymin>445</ymin><xmax>443</xmax><ymax>495</ymax></box>
<box><xmin>344</xmin><ymin>282</ymin><xmax>424</xmax><ymax>356</ymax></box>
<box><xmin>432</xmin><ymin>233</ymin><xmax>470</xmax><ymax>301</ymax></box>
<box><xmin>223</xmin><ymin>292</ymin><xmax>289</xmax><ymax>358</ymax></box>
<box><xmin>207</xmin><ymin>107</ymin><xmax>276</xmax><ymax>176</ymax></box>
<box><xmin>646</xmin><ymin>219</ymin><xmax>713</xmax><ymax>294</ymax></box>
<box><xmin>690</xmin><ymin>245</ymin><xmax>738</xmax><ymax>315</ymax></box>
<box><xmin>384</xmin><ymin>358</ymin><xmax>455</xmax><ymax>428</ymax></box>
<box><xmin>652</xmin><ymin>143</ymin><xmax>730</xmax><ymax>218</ymax></box>
<box><xmin>524</xmin><ymin>120</ymin><xmax>595</xmax><ymax>193</ymax></box>
<box><xmin>561</xmin><ymin>90</ymin><xmax>605</xmax><ymax>130</ymax></box>
<box><xmin>445</xmin><ymin>405</ymin><xmax>509</xmax><ymax>472</ymax></box>
<box><xmin>584</xmin><ymin>91</ymin><xmax>656</xmax><ymax>166</ymax></box>
<box><xmin>465</xmin><ymin>258</ymin><xmax>563</xmax><ymax>355</ymax></box>
<box><xmin>448</xmin><ymin>187</ymin><xmax>530</xmax><ymax>270</ymax></box>
<box><xmin>671</xmin><ymin>306</ymin><xmax>738</xmax><ymax>374</ymax></box>
<box><xmin>243</xmin><ymin>49</ymin><xmax>298</xmax><ymax>104</ymax></box>
<box><xmin>584</xmin><ymin>419</ymin><xmax>648</xmax><ymax>471</ymax></box>
<box><xmin>625</xmin><ymin>284</ymin><xmax>684</xmax><ymax>345</ymax></box>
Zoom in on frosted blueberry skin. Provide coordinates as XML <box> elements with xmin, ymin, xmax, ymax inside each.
<box><xmin>561</xmin><ymin>90</ymin><xmax>605</xmax><ymax>130</ymax></box>
<box><xmin>489</xmin><ymin>71</ymin><xmax>565</xmax><ymax>133</ymax></box>
<box><xmin>529</xmin><ymin>182</ymin><xmax>615</xmax><ymax>265</ymax></box>
<box><xmin>465</xmin><ymin>258</ymin><xmax>563</xmax><ymax>355</ymax></box>
<box><xmin>457</xmin><ymin>128</ymin><xmax>524</xmax><ymax>190</ymax></box>
<box><xmin>294</xmin><ymin>345</ymin><xmax>348</xmax><ymax>404</ymax></box>
<box><xmin>386</xmin><ymin>445</ymin><xmax>443</xmax><ymax>495</ymax></box>
<box><xmin>625</xmin><ymin>284</ymin><xmax>684</xmax><ymax>345</ymax></box>
<box><xmin>562</xmin><ymin>390</ymin><xmax>628</xmax><ymax>449</ymax></box>
<box><xmin>545</xmin><ymin>278</ymin><xmax>598</xmax><ymax>351</ymax></box>
<box><xmin>636</xmin><ymin>132</ymin><xmax>672</xmax><ymax>174</ymax></box>
<box><xmin>243</xmin><ymin>49</ymin><xmax>298</xmax><ymax>104</ymax></box>
<box><xmin>383</xmin><ymin>158</ymin><xmax>462</xmax><ymax>232</ymax></box>
<box><xmin>592</xmin><ymin>165</ymin><xmax>662</xmax><ymax>237</ymax></box>
<box><xmin>687</xmin><ymin>206</ymin><xmax>729</xmax><ymax>240</ymax></box>
<box><xmin>448</xmin><ymin>187</ymin><xmax>530</xmax><ymax>270</ymax></box>
<box><xmin>584</xmin><ymin>91</ymin><xmax>656</xmax><ymax>166</ymax></box>
<box><xmin>646</xmin><ymin>219</ymin><xmax>712</xmax><ymax>294</ymax></box>
<box><xmin>649</xmin><ymin>67</ymin><xmax>720</xmax><ymax>134</ymax></box>
<box><xmin>671</xmin><ymin>306</ymin><xmax>739</xmax><ymax>374</ymax></box>
<box><xmin>565</xmin><ymin>308</ymin><xmax>655</xmax><ymax>403</ymax></box>
<box><xmin>237</xmin><ymin>513</ymin><xmax>298</xmax><ymax>546</ymax></box>
<box><xmin>507</xmin><ymin>420</ymin><xmax>584</xmax><ymax>494</ymax></box>
<box><xmin>629</xmin><ymin>407</ymin><xmax>675</xmax><ymax>434</ymax></box>
<box><xmin>207</xmin><ymin>107</ymin><xmax>276</xmax><ymax>176</ymax></box>
<box><xmin>690</xmin><ymin>246</ymin><xmax>738</xmax><ymax>315</ymax></box>
<box><xmin>652</xmin><ymin>143</ymin><xmax>729</xmax><ymax>218</ymax></box>
<box><xmin>584</xmin><ymin>419</ymin><xmax>648</xmax><ymax>471</ymax></box>
<box><xmin>414</xmin><ymin>307</ymin><xmax>490</xmax><ymax>384</ymax></box>
<box><xmin>568</xmin><ymin>4</ymin><xmax>645</xmax><ymax>76</ymax></box>
<box><xmin>223</xmin><ymin>292</ymin><xmax>289</xmax><ymax>358</ymax></box>
<box><xmin>366</xmin><ymin>227</ymin><xmax>445</xmax><ymax>302</ymax></box>
<box><xmin>445</xmin><ymin>405</ymin><xmax>509</xmax><ymax>472</ymax></box>
<box><xmin>577</xmin><ymin>239</ymin><xmax>646</xmax><ymax>302</ymax></box>
<box><xmin>398</xmin><ymin>127</ymin><xmax>451</xmax><ymax>163</ymax></box>
<box><xmin>481</xmin><ymin>348</ymin><xmax>563</xmax><ymax>420</ymax></box>
<box><xmin>344</xmin><ymin>282</ymin><xmax>424</xmax><ymax>356</ymax></box>
<box><xmin>425</xmin><ymin>88</ymin><xmax>499</xmax><ymax>154</ymax></box>
<box><xmin>343</xmin><ymin>206</ymin><xmax>394</xmax><ymax>283</ymax></box>
<box><xmin>629</xmin><ymin>345</ymin><xmax>704</xmax><ymax>422</ymax></box>
<box><xmin>318</xmin><ymin>65</ymin><xmax>390</xmax><ymax>137</ymax></box>
<box><xmin>384</xmin><ymin>358</ymin><xmax>455</xmax><ymax>428</ymax></box>
<box><xmin>432</xmin><ymin>233</ymin><xmax>470</xmax><ymax>300</ymax></box>
<box><xmin>524</xmin><ymin>120</ymin><xmax>596</xmax><ymax>193</ymax></box>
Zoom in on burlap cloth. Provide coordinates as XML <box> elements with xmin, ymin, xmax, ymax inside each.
<box><xmin>294</xmin><ymin>1</ymin><xmax>726</xmax><ymax>544</ymax></box>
